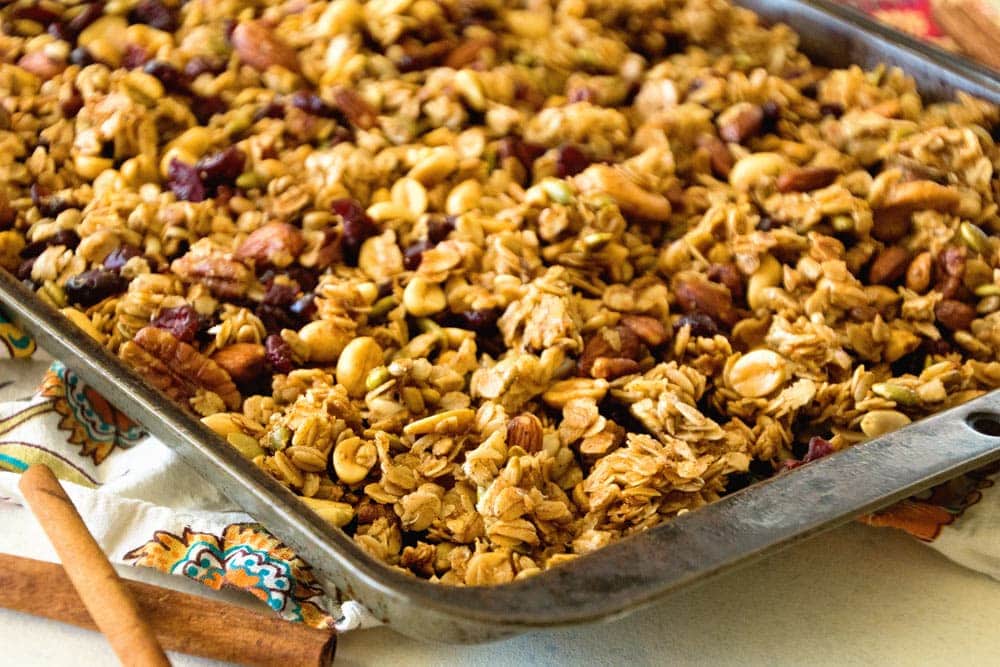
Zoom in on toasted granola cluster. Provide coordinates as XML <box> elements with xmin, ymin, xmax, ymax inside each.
<box><xmin>2</xmin><ymin>0</ymin><xmax>1000</xmax><ymax>585</ymax></box>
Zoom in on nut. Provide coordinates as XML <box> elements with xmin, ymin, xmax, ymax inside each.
<box><xmin>332</xmin><ymin>436</ymin><xmax>377</xmax><ymax>485</ymax></box>
<box><xmin>935</xmin><ymin>299</ymin><xmax>976</xmax><ymax>332</ymax></box>
<box><xmin>725</xmin><ymin>349</ymin><xmax>788</xmax><ymax>398</ymax></box>
<box><xmin>235</xmin><ymin>222</ymin><xmax>304</xmax><ymax>268</ymax></box>
<box><xmin>696</xmin><ymin>134</ymin><xmax>733</xmax><ymax>178</ymax></box>
<box><xmin>747</xmin><ymin>254</ymin><xmax>782</xmax><ymax>310</ymax></box>
<box><xmin>231</xmin><ymin>20</ymin><xmax>301</xmax><ymax>73</ymax></box>
<box><xmin>590</xmin><ymin>357</ymin><xmax>641</xmax><ymax>380</ymax></box>
<box><xmin>579</xmin><ymin>325</ymin><xmax>641</xmax><ymax>376</ymax></box>
<box><xmin>718</xmin><ymin>103</ymin><xmax>764</xmax><ymax>144</ymax></box>
<box><xmin>506</xmin><ymin>414</ymin><xmax>543</xmax><ymax>453</ymax></box>
<box><xmin>776</xmin><ymin>166</ymin><xmax>839</xmax><ymax>193</ymax></box>
<box><xmin>120</xmin><ymin>326</ymin><xmax>241</xmax><ymax>410</ymax></box>
<box><xmin>876</xmin><ymin>180</ymin><xmax>961</xmax><ymax>217</ymax></box>
<box><xmin>905</xmin><ymin>252</ymin><xmax>933</xmax><ymax>293</ymax></box>
<box><xmin>298</xmin><ymin>319</ymin><xmax>353</xmax><ymax>363</ymax></box>
<box><xmin>619</xmin><ymin>315</ymin><xmax>669</xmax><ymax>346</ymax></box>
<box><xmin>869</xmin><ymin>246</ymin><xmax>909</xmax><ymax>285</ymax></box>
<box><xmin>333</xmin><ymin>86</ymin><xmax>377</xmax><ymax>130</ymax></box>
<box><xmin>299</xmin><ymin>497</ymin><xmax>355</xmax><ymax>527</ymax></box>
<box><xmin>729</xmin><ymin>152</ymin><xmax>791</xmax><ymax>192</ymax></box>
<box><xmin>18</xmin><ymin>52</ymin><xmax>65</xmax><ymax>80</ymax></box>
<box><xmin>171</xmin><ymin>247</ymin><xmax>254</xmax><ymax>300</ymax></box>
<box><xmin>574</xmin><ymin>164</ymin><xmax>671</xmax><ymax>222</ymax></box>
<box><xmin>210</xmin><ymin>343</ymin><xmax>266</xmax><ymax>383</ymax></box>
<box><xmin>403</xmin><ymin>275</ymin><xmax>447</xmax><ymax>317</ymax></box>
<box><xmin>336</xmin><ymin>336</ymin><xmax>384</xmax><ymax>397</ymax></box>
<box><xmin>542</xmin><ymin>378</ymin><xmax>609</xmax><ymax>408</ymax></box>
<box><xmin>860</xmin><ymin>409</ymin><xmax>911</xmax><ymax>438</ymax></box>
<box><xmin>674</xmin><ymin>276</ymin><xmax>740</xmax><ymax>327</ymax></box>
<box><xmin>403</xmin><ymin>408</ymin><xmax>476</xmax><ymax>436</ymax></box>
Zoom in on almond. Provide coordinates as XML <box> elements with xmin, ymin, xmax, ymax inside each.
<box><xmin>905</xmin><ymin>251</ymin><xmax>933</xmax><ymax>293</ymax></box>
<box><xmin>332</xmin><ymin>86</ymin><xmax>376</xmax><ymax>130</ymax></box>
<box><xmin>776</xmin><ymin>166</ymin><xmax>839</xmax><ymax>193</ymax></box>
<box><xmin>231</xmin><ymin>21</ymin><xmax>300</xmax><ymax>73</ymax></box>
<box><xmin>935</xmin><ymin>299</ymin><xmax>976</xmax><ymax>332</ymax></box>
<box><xmin>877</xmin><ymin>180</ymin><xmax>961</xmax><ymax>217</ymax></box>
<box><xmin>235</xmin><ymin>222</ymin><xmax>304</xmax><ymax>268</ymax></box>
<box><xmin>211</xmin><ymin>343</ymin><xmax>267</xmax><ymax>384</ymax></box>
<box><xmin>696</xmin><ymin>134</ymin><xmax>734</xmax><ymax>178</ymax></box>
<box><xmin>18</xmin><ymin>52</ymin><xmax>65</xmax><ymax>80</ymax></box>
<box><xmin>506</xmin><ymin>414</ymin><xmax>543</xmax><ymax>453</ymax></box>
<box><xmin>869</xmin><ymin>246</ymin><xmax>909</xmax><ymax>285</ymax></box>
<box><xmin>718</xmin><ymin>104</ymin><xmax>764</xmax><ymax>144</ymax></box>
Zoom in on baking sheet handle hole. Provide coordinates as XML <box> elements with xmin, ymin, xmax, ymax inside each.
<box><xmin>967</xmin><ymin>413</ymin><xmax>1000</xmax><ymax>437</ymax></box>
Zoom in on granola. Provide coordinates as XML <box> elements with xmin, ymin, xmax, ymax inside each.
<box><xmin>2</xmin><ymin>0</ymin><xmax>1000</xmax><ymax>586</ymax></box>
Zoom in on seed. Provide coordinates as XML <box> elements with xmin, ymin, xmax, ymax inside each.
<box><xmin>582</xmin><ymin>232</ymin><xmax>613</xmax><ymax>252</ymax></box>
<box><xmin>974</xmin><ymin>283</ymin><xmax>1000</xmax><ymax>297</ymax></box>
<box><xmin>959</xmin><ymin>221</ymin><xmax>991</xmax><ymax>256</ymax></box>
<box><xmin>726</xmin><ymin>349</ymin><xmax>788</xmax><ymax>398</ymax></box>
<box><xmin>776</xmin><ymin>166</ymin><xmax>839</xmax><ymax>193</ymax></box>
<box><xmin>871</xmin><ymin>382</ymin><xmax>919</xmax><ymax>406</ymax></box>
<box><xmin>860</xmin><ymin>409</ymin><xmax>911</xmax><ymax>438</ymax></box>
<box><xmin>365</xmin><ymin>365</ymin><xmax>391</xmax><ymax>391</ymax></box>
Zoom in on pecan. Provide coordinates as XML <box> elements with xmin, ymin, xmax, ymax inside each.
<box><xmin>121</xmin><ymin>327</ymin><xmax>241</xmax><ymax>410</ymax></box>
<box><xmin>696</xmin><ymin>134</ymin><xmax>733</xmax><ymax>178</ymax></box>
<box><xmin>231</xmin><ymin>20</ymin><xmax>300</xmax><ymax>73</ymax></box>
<box><xmin>935</xmin><ymin>299</ymin><xmax>976</xmax><ymax>332</ymax></box>
<box><xmin>869</xmin><ymin>246</ymin><xmax>909</xmax><ymax>285</ymax></box>
<box><xmin>235</xmin><ymin>222</ymin><xmax>304</xmax><ymax>268</ymax></box>
<box><xmin>619</xmin><ymin>315</ymin><xmax>668</xmax><ymax>346</ymax></box>
<box><xmin>674</xmin><ymin>276</ymin><xmax>740</xmax><ymax>327</ymax></box>
<box><xmin>506</xmin><ymin>414</ymin><xmax>543</xmax><ymax>453</ymax></box>
<box><xmin>579</xmin><ymin>325</ymin><xmax>642</xmax><ymax>376</ymax></box>
<box><xmin>719</xmin><ymin>104</ymin><xmax>764</xmax><ymax>144</ymax></box>
<box><xmin>171</xmin><ymin>248</ymin><xmax>254</xmax><ymax>299</ymax></box>
<box><xmin>775</xmin><ymin>166</ymin><xmax>839</xmax><ymax>193</ymax></box>
<box><xmin>905</xmin><ymin>251</ymin><xmax>933</xmax><ymax>293</ymax></box>
<box><xmin>332</xmin><ymin>86</ymin><xmax>376</xmax><ymax>130</ymax></box>
<box><xmin>590</xmin><ymin>357</ymin><xmax>641</xmax><ymax>380</ymax></box>
<box><xmin>444</xmin><ymin>36</ymin><xmax>497</xmax><ymax>69</ymax></box>
<box><xmin>211</xmin><ymin>343</ymin><xmax>267</xmax><ymax>384</ymax></box>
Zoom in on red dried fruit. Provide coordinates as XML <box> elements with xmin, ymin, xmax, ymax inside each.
<box><xmin>289</xmin><ymin>90</ymin><xmax>339</xmax><ymax>118</ymax></box>
<box><xmin>130</xmin><ymin>0</ymin><xmax>178</xmax><ymax>32</ymax></box>
<box><xmin>196</xmin><ymin>147</ymin><xmax>246</xmax><ymax>187</ymax></box>
<box><xmin>151</xmin><ymin>304</ymin><xmax>201</xmax><ymax>343</ymax></box>
<box><xmin>332</xmin><ymin>198</ymin><xmax>378</xmax><ymax>265</ymax></box>
<box><xmin>674</xmin><ymin>312</ymin><xmax>720</xmax><ymax>338</ymax></box>
<box><xmin>167</xmin><ymin>159</ymin><xmax>206</xmax><ymax>202</ymax></box>
<box><xmin>143</xmin><ymin>60</ymin><xmax>190</xmax><ymax>94</ymax></box>
<box><xmin>103</xmin><ymin>244</ymin><xmax>142</xmax><ymax>271</ymax></box>
<box><xmin>782</xmin><ymin>436</ymin><xmax>835</xmax><ymax>470</ymax></box>
<box><xmin>555</xmin><ymin>144</ymin><xmax>591</xmax><ymax>178</ymax></box>
<box><xmin>265</xmin><ymin>334</ymin><xmax>294</xmax><ymax>373</ymax></box>
<box><xmin>64</xmin><ymin>269</ymin><xmax>128</xmax><ymax>307</ymax></box>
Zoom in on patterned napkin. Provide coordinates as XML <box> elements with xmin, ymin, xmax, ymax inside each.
<box><xmin>0</xmin><ymin>311</ymin><xmax>374</xmax><ymax>633</ymax></box>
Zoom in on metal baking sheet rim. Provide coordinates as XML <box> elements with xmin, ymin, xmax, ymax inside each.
<box><xmin>3</xmin><ymin>0</ymin><xmax>1000</xmax><ymax>644</ymax></box>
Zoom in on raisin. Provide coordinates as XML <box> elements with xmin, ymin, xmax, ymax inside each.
<box><xmin>121</xmin><ymin>44</ymin><xmax>150</xmax><ymax>69</ymax></box>
<box><xmin>462</xmin><ymin>308</ymin><xmax>501</xmax><ymax>333</ymax></box>
<box><xmin>427</xmin><ymin>215</ymin><xmax>455</xmax><ymax>244</ymax></box>
<box><xmin>30</xmin><ymin>184</ymin><xmax>70</xmax><ymax>217</ymax></box>
<box><xmin>332</xmin><ymin>198</ymin><xmax>378</xmax><ymax>265</ymax></box>
<box><xmin>756</xmin><ymin>215</ymin><xmax>775</xmax><ymax>231</ymax></box>
<box><xmin>13</xmin><ymin>6</ymin><xmax>60</xmax><ymax>25</ymax></box>
<box><xmin>284</xmin><ymin>266</ymin><xmax>319</xmax><ymax>292</ymax></box>
<box><xmin>184</xmin><ymin>56</ymin><xmax>226</xmax><ymax>78</ymax></box>
<box><xmin>761</xmin><ymin>100</ymin><xmax>780</xmax><ymax>133</ymax></box>
<box><xmin>166</xmin><ymin>159</ymin><xmax>206</xmax><ymax>202</ymax></box>
<box><xmin>16</xmin><ymin>258</ymin><xmax>37</xmax><ymax>281</ymax></box>
<box><xmin>674</xmin><ymin>311</ymin><xmax>720</xmax><ymax>338</ymax></box>
<box><xmin>567</xmin><ymin>86</ymin><xmax>597</xmax><ymax>104</ymax></box>
<box><xmin>497</xmin><ymin>137</ymin><xmax>545</xmax><ymax>172</ymax></box>
<box><xmin>64</xmin><ymin>269</ymin><xmax>128</xmax><ymax>307</ymax></box>
<box><xmin>265</xmin><ymin>334</ymin><xmax>294</xmax><ymax>374</ymax></box>
<box><xmin>130</xmin><ymin>0</ymin><xmax>178</xmax><ymax>32</ymax></box>
<box><xmin>103</xmin><ymin>244</ymin><xmax>142</xmax><ymax>271</ymax></box>
<box><xmin>289</xmin><ymin>90</ymin><xmax>339</xmax><ymax>118</ymax></box>
<box><xmin>255</xmin><ymin>304</ymin><xmax>298</xmax><ymax>335</ymax></box>
<box><xmin>143</xmin><ymin>60</ymin><xmax>190</xmax><ymax>94</ymax></box>
<box><xmin>819</xmin><ymin>103</ymin><xmax>844</xmax><ymax>118</ymax></box>
<box><xmin>254</xmin><ymin>101</ymin><xmax>285</xmax><ymax>121</ymax></box>
<box><xmin>289</xmin><ymin>293</ymin><xmax>317</xmax><ymax>320</ymax></box>
<box><xmin>61</xmin><ymin>90</ymin><xmax>84</xmax><ymax>117</ymax></box>
<box><xmin>555</xmin><ymin>144</ymin><xmax>591</xmax><ymax>178</ymax></box>
<box><xmin>403</xmin><ymin>240</ymin><xmax>431</xmax><ymax>271</ymax></box>
<box><xmin>150</xmin><ymin>304</ymin><xmax>201</xmax><ymax>343</ymax></box>
<box><xmin>192</xmin><ymin>95</ymin><xmax>228</xmax><ymax>125</ymax></box>
<box><xmin>67</xmin><ymin>3</ymin><xmax>105</xmax><ymax>36</ymax></box>
<box><xmin>262</xmin><ymin>280</ymin><xmax>299</xmax><ymax>306</ymax></box>
<box><xmin>196</xmin><ymin>147</ymin><xmax>245</xmax><ymax>188</ymax></box>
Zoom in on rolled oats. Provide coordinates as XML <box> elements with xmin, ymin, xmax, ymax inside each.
<box><xmin>4</xmin><ymin>0</ymin><xmax>1000</xmax><ymax>586</ymax></box>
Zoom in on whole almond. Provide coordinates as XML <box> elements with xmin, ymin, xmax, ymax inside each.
<box><xmin>776</xmin><ymin>166</ymin><xmax>839</xmax><ymax>193</ymax></box>
<box><xmin>235</xmin><ymin>222</ymin><xmax>304</xmax><ymax>268</ymax></box>
<box><xmin>231</xmin><ymin>21</ymin><xmax>300</xmax><ymax>73</ymax></box>
<box><xmin>935</xmin><ymin>299</ymin><xmax>976</xmax><ymax>332</ymax></box>
<box><xmin>905</xmin><ymin>251</ymin><xmax>933</xmax><ymax>293</ymax></box>
<box><xmin>696</xmin><ymin>134</ymin><xmax>734</xmax><ymax>178</ymax></box>
<box><xmin>332</xmin><ymin>86</ymin><xmax>376</xmax><ymax>130</ymax></box>
<box><xmin>719</xmin><ymin>104</ymin><xmax>764</xmax><ymax>144</ymax></box>
<box><xmin>869</xmin><ymin>246</ymin><xmax>909</xmax><ymax>285</ymax></box>
<box><xmin>579</xmin><ymin>325</ymin><xmax>641</xmax><ymax>376</ymax></box>
<box><xmin>211</xmin><ymin>343</ymin><xmax>267</xmax><ymax>383</ymax></box>
<box><xmin>444</xmin><ymin>36</ymin><xmax>497</xmax><ymax>69</ymax></box>
<box><xmin>506</xmin><ymin>414</ymin><xmax>543</xmax><ymax>453</ymax></box>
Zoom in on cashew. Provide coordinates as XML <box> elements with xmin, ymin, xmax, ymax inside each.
<box><xmin>299</xmin><ymin>497</ymin><xmax>355</xmax><ymax>528</ymax></box>
<box><xmin>747</xmin><ymin>253</ymin><xmax>782</xmax><ymax>310</ymax></box>
<box><xmin>729</xmin><ymin>152</ymin><xmax>791</xmax><ymax>192</ymax></box>
<box><xmin>332</xmin><ymin>436</ymin><xmax>377</xmax><ymax>485</ymax></box>
<box><xmin>403</xmin><ymin>275</ymin><xmax>447</xmax><ymax>317</ymax></box>
<box><xmin>574</xmin><ymin>164</ymin><xmax>671</xmax><ymax>221</ymax></box>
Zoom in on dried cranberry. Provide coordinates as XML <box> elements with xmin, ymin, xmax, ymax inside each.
<box><xmin>49</xmin><ymin>229</ymin><xmax>81</xmax><ymax>250</ymax></box>
<box><xmin>166</xmin><ymin>159</ymin><xmax>206</xmax><ymax>202</ymax></box>
<box><xmin>192</xmin><ymin>94</ymin><xmax>228</xmax><ymax>125</ymax></box>
<box><xmin>103</xmin><ymin>244</ymin><xmax>142</xmax><ymax>271</ymax></box>
<box><xmin>69</xmin><ymin>47</ymin><xmax>95</xmax><ymax>67</ymax></box>
<box><xmin>284</xmin><ymin>266</ymin><xmax>319</xmax><ymax>292</ymax></box>
<box><xmin>782</xmin><ymin>436</ymin><xmax>834</xmax><ymax>471</ymax></box>
<box><xmin>555</xmin><ymin>144</ymin><xmax>591</xmax><ymax>178</ymax></box>
<box><xmin>121</xmin><ymin>44</ymin><xmax>150</xmax><ymax>69</ymax></box>
<box><xmin>13</xmin><ymin>6</ymin><xmax>60</xmax><ymax>25</ymax></box>
<box><xmin>462</xmin><ymin>308</ymin><xmax>501</xmax><ymax>333</ymax></box>
<box><xmin>403</xmin><ymin>240</ymin><xmax>431</xmax><ymax>271</ymax></box>
<box><xmin>497</xmin><ymin>137</ymin><xmax>545</xmax><ymax>173</ymax></box>
<box><xmin>143</xmin><ymin>60</ymin><xmax>189</xmax><ymax>94</ymax></box>
<box><xmin>262</xmin><ymin>280</ymin><xmax>298</xmax><ymax>307</ymax></box>
<box><xmin>673</xmin><ymin>311</ymin><xmax>720</xmax><ymax>338</ymax></box>
<box><xmin>819</xmin><ymin>103</ymin><xmax>844</xmax><ymax>118</ymax></box>
<box><xmin>265</xmin><ymin>334</ymin><xmax>294</xmax><ymax>374</ymax></box>
<box><xmin>184</xmin><ymin>56</ymin><xmax>226</xmax><ymax>78</ymax></box>
<box><xmin>289</xmin><ymin>293</ymin><xmax>317</xmax><ymax>320</ymax></box>
<box><xmin>150</xmin><ymin>304</ymin><xmax>201</xmax><ymax>342</ymax></box>
<box><xmin>61</xmin><ymin>90</ymin><xmax>84</xmax><ymax>117</ymax></box>
<box><xmin>255</xmin><ymin>304</ymin><xmax>298</xmax><ymax>335</ymax></box>
<box><xmin>427</xmin><ymin>216</ymin><xmax>456</xmax><ymax>244</ymax></box>
<box><xmin>130</xmin><ymin>0</ymin><xmax>178</xmax><ymax>32</ymax></box>
<box><xmin>195</xmin><ymin>147</ymin><xmax>245</xmax><ymax>187</ymax></box>
<box><xmin>67</xmin><ymin>3</ymin><xmax>105</xmax><ymax>36</ymax></box>
<box><xmin>48</xmin><ymin>22</ymin><xmax>74</xmax><ymax>42</ymax></box>
<box><xmin>64</xmin><ymin>269</ymin><xmax>127</xmax><ymax>307</ymax></box>
<box><xmin>332</xmin><ymin>198</ymin><xmax>378</xmax><ymax>265</ymax></box>
<box><xmin>30</xmin><ymin>184</ymin><xmax>70</xmax><ymax>217</ymax></box>
<box><xmin>761</xmin><ymin>100</ymin><xmax>780</xmax><ymax>133</ymax></box>
<box><xmin>254</xmin><ymin>101</ymin><xmax>285</xmax><ymax>121</ymax></box>
<box><xmin>289</xmin><ymin>90</ymin><xmax>339</xmax><ymax>118</ymax></box>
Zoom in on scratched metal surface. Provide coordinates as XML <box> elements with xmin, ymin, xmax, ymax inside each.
<box><xmin>2</xmin><ymin>0</ymin><xmax>1000</xmax><ymax>643</ymax></box>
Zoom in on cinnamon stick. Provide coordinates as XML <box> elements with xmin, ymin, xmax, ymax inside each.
<box><xmin>18</xmin><ymin>464</ymin><xmax>170</xmax><ymax>667</ymax></box>
<box><xmin>0</xmin><ymin>554</ymin><xmax>337</xmax><ymax>667</ymax></box>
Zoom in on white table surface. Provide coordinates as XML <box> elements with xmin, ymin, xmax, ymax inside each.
<box><xmin>2</xmin><ymin>514</ymin><xmax>998</xmax><ymax>666</ymax></box>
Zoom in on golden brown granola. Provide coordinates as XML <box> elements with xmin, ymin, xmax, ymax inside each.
<box><xmin>2</xmin><ymin>0</ymin><xmax>1000</xmax><ymax>585</ymax></box>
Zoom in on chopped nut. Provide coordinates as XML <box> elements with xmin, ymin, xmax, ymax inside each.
<box><xmin>332</xmin><ymin>86</ymin><xmax>376</xmax><ymax>130</ymax></box>
<box><xmin>620</xmin><ymin>315</ymin><xmax>669</xmax><ymax>346</ymax></box>
<box><xmin>211</xmin><ymin>343</ymin><xmax>266</xmax><ymax>384</ymax></box>
<box><xmin>718</xmin><ymin>103</ymin><xmax>764</xmax><ymax>144</ymax></box>
<box><xmin>905</xmin><ymin>252</ymin><xmax>933</xmax><ymax>293</ymax></box>
<box><xmin>674</xmin><ymin>276</ymin><xmax>740</xmax><ymax>327</ymax></box>
<box><xmin>590</xmin><ymin>357</ymin><xmax>641</xmax><ymax>379</ymax></box>
<box><xmin>574</xmin><ymin>164</ymin><xmax>671</xmax><ymax>221</ymax></box>
<box><xmin>336</xmin><ymin>337</ymin><xmax>384</xmax><ymax>397</ymax></box>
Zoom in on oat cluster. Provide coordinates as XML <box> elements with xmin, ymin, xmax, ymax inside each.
<box><xmin>2</xmin><ymin>0</ymin><xmax>1000</xmax><ymax>585</ymax></box>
